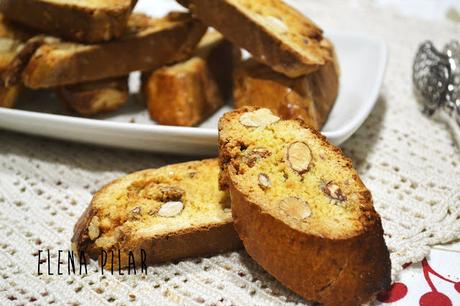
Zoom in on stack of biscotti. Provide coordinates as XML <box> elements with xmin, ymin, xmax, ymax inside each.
<box><xmin>177</xmin><ymin>0</ymin><xmax>339</xmax><ymax>129</ymax></box>
<box><xmin>0</xmin><ymin>1</ymin><xmax>207</xmax><ymax>115</ymax></box>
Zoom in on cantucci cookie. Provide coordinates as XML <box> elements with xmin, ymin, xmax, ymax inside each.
<box><xmin>218</xmin><ymin>107</ymin><xmax>391</xmax><ymax>306</ymax></box>
<box><xmin>22</xmin><ymin>12</ymin><xmax>207</xmax><ymax>88</ymax></box>
<box><xmin>0</xmin><ymin>0</ymin><xmax>137</xmax><ymax>43</ymax></box>
<box><xmin>57</xmin><ymin>76</ymin><xmax>129</xmax><ymax>116</ymax></box>
<box><xmin>177</xmin><ymin>0</ymin><xmax>331</xmax><ymax>77</ymax></box>
<box><xmin>72</xmin><ymin>159</ymin><xmax>242</xmax><ymax>269</ymax></box>
<box><xmin>233</xmin><ymin>39</ymin><xmax>339</xmax><ymax>129</ymax></box>
<box><xmin>142</xmin><ymin>31</ymin><xmax>239</xmax><ymax>126</ymax></box>
<box><xmin>0</xmin><ymin>16</ymin><xmax>46</xmax><ymax>108</ymax></box>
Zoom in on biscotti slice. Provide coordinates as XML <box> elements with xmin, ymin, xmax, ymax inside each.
<box><xmin>234</xmin><ymin>59</ymin><xmax>320</xmax><ymax>129</ymax></box>
<box><xmin>22</xmin><ymin>12</ymin><xmax>207</xmax><ymax>88</ymax></box>
<box><xmin>0</xmin><ymin>0</ymin><xmax>137</xmax><ymax>43</ymax></box>
<box><xmin>218</xmin><ymin>107</ymin><xmax>391</xmax><ymax>306</ymax></box>
<box><xmin>57</xmin><ymin>76</ymin><xmax>129</xmax><ymax>116</ymax></box>
<box><xmin>177</xmin><ymin>0</ymin><xmax>330</xmax><ymax>77</ymax></box>
<box><xmin>234</xmin><ymin>39</ymin><xmax>339</xmax><ymax>129</ymax></box>
<box><xmin>72</xmin><ymin>159</ymin><xmax>242</xmax><ymax>269</ymax></box>
<box><xmin>0</xmin><ymin>19</ymin><xmax>46</xmax><ymax>107</ymax></box>
<box><xmin>142</xmin><ymin>31</ymin><xmax>239</xmax><ymax>126</ymax></box>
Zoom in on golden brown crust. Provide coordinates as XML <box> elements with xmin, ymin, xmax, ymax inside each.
<box><xmin>0</xmin><ymin>0</ymin><xmax>138</xmax><ymax>43</ymax></box>
<box><xmin>22</xmin><ymin>12</ymin><xmax>207</xmax><ymax>88</ymax></box>
<box><xmin>308</xmin><ymin>39</ymin><xmax>340</xmax><ymax>123</ymax></box>
<box><xmin>178</xmin><ymin>0</ymin><xmax>331</xmax><ymax>77</ymax></box>
<box><xmin>72</xmin><ymin>159</ymin><xmax>242</xmax><ymax>268</ymax></box>
<box><xmin>218</xmin><ymin>107</ymin><xmax>391</xmax><ymax>306</ymax></box>
<box><xmin>233</xmin><ymin>40</ymin><xmax>339</xmax><ymax>129</ymax></box>
<box><xmin>229</xmin><ymin>183</ymin><xmax>389</xmax><ymax>306</ymax></box>
<box><xmin>1</xmin><ymin>35</ymin><xmax>48</xmax><ymax>87</ymax></box>
<box><xmin>0</xmin><ymin>83</ymin><xmax>20</xmax><ymax>108</ymax></box>
<box><xmin>0</xmin><ymin>33</ymin><xmax>47</xmax><ymax>107</ymax></box>
<box><xmin>233</xmin><ymin>59</ymin><xmax>320</xmax><ymax>129</ymax></box>
<box><xmin>135</xmin><ymin>221</ymin><xmax>241</xmax><ymax>266</ymax></box>
<box><xmin>57</xmin><ymin>76</ymin><xmax>129</xmax><ymax>116</ymax></box>
<box><xmin>142</xmin><ymin>32</ymin><xmax>240</xmax><ymax>126</ymax></box>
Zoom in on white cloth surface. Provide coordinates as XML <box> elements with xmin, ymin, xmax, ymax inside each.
<box><xmin>0</xmin><ymin>0</ymin><xmax>459</xmax><ymax>305</ymax></box>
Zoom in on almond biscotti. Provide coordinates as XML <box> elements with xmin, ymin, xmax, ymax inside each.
<box><xmin>22</xmin><ymin>12</ymin><xmax>207</xmax><ymax>88</ymax></box>
<box><xmin>142</xmin><ymin>31</ymin><xmax>239</xmax><ymax>126</ymax></box>
<box><xmin>234</xmin><ymin>39</ymin><xmax>339</xmax><ymax>129</ymax></box>
<box><xmin>218</xmin><ymin>107</ymin><xmax>391</xmax><ymax>306</ymax></box>
<box><xmin>177</xmin><ymin>0</ymin><xmax>331</xmax><ymax>77</ymax></box>
<box><xmin>0</xmin><ymin>17</ymin><xmax>46</xmax><ymax>108</ymax></box>
<box><xmin>57</xmin><ymin>77</ymin><xmax>129</xmax><ymax>117</ymax></box>
<box><xmin>72</xmin><ymin>159</ymin><xmax>242</xmax><ymax>269</ymax></box>
<box><xmin>0</xmin><ymin>0</ymin><xmax>138</xmax><ymax>43</ymax></box>
<box><xmin>0</xmin><ymin>37</ymin><xmax>21</xmax><ymax>107</ymax></box>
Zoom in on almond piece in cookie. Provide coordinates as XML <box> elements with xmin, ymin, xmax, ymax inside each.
<box><xmin>238</xmin><ymin>108</ymin><xmax>280</xmax><ymax>127</ymax></box>
<box><xmin>158</xmin><ymin>201</ymin><xmax>184</xmax><ymax>217</ymax></box>
<box><xmin>286</xmin><ymin>141</ymin><xmax>312</xmax><ymax>174</ymax></box>
<box><xmin>278</xmin><ymin>197</ymin><xmax>311</xmax><ymax>220</ymax></box>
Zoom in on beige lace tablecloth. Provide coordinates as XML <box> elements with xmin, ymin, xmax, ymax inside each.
<box><xmin>1</xmin><ymin>1</ymin><xmax>459</xmax><ymax>305</ymax></box>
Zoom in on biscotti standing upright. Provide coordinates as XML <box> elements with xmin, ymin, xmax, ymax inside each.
<box><xmin>0</xmin><ymin>0</ymin><xmax>138</xmax><ymax>43</ymax></box>
<box><xmin>57</xmin><ymin>77</ymin><xmax>129</xmax><ymax>117</ymax></box>
<box><xmin>177</xmin><ymin>0</ymin><xmax>331</xmax><ymax>77</ymax></box>
<box><xmin>22</xmin><ymin>12</ymin><xmax>207</xmax><ymax>88</ymax></box>
<box><xmin>142</xmin><ymin>31</ymin><xmax>240</xmax><ymax>126</ymax></box>
<box><xmin>72</xmin><ymin>159</ymin><xmax>242</xmax><ymax>269</ymax></box>
<box><xmin>218</xmin><ymin>107</ymin><xmax>391</xmax><ymax>306</ymax></box>
<box><xmin>234</xmin><ymin>39</ymin><xmax>339</xmax><ymax>130</ymax></box>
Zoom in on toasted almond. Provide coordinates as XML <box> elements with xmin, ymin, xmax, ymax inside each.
<box><xmin>242</xmin><ymin>147</ymin><xmax>271</xmax><ymax>167</ymax></box>
<box><xmin>239</xmin><ymin>108</ymin><xmax>280</xmax><ymax>127</ymax></box>
<box><xmin>258</xmin><ymin>173</ymin><xmax>271</xmax><ymax>189</ymax></box>
<box><xmin>286</xmin><ymin>141</ymin><xmax>312</xmax><ymax>174</ymax></box>
<box><xmin>130</xmin><ymin>206</ymin><xmax>141</xmax><ymax>219</ymax></box>
<box><xmin>322</xmin><ymin>181</ymin><xmax>347</xmax><ymax>202</ymax></box>
<box><xmin>88</xmin><ymin>216</ymin><xmax>100</xmax><ymax>240</ymax></box>
<box><xmin>157</xmin><ymin>185</ymin><xmax>185</xmax><ymax>202</ymax></box>
<box><xmin>264</xmin><ymin>16</ymin><xmax>288</xmax><ymax>32</ymax></box>
<box><xmin>158</xmin><ymin>201</ymin><xmax>184</xmax><ymax>217</ymax></box>
<box><xmin>278</xmin><ymin>197</ymin><xmax>311</xmax><ymax>220</ymax></box>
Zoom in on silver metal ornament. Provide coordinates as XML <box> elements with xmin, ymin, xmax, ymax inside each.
<box><xmin>413</xmin><ymin>40</ymin><xmax>460</xmax><ymax>147</ymax></box>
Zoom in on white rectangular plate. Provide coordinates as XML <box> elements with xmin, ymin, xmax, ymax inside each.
<box><xmin>0</xmin><ymin>2</ymin><xmax>387</xmax><ymax>155</ymax></box>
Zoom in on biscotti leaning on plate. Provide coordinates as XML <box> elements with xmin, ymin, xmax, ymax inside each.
<box><xmin>142</xmin><ymin>31</ymin><xmax>240</xmax><ymax>126</ymax></box>
<box><xmin>21</xmin><ymin>12</ymin><xmax>206</xmax><ymax>89</ymax></box>
<box><xmin>218</xmin><ymin>107</ymin><xmax>391</xmax><ymax>306</ymax></box>
<box><xmin>0</xmin><ymin>0</ymin><xmax>138</xmax><ymax>43</ymax></box>
<box><xmin>177</xmin><ymin>0</ymin><xmax>331</xmax><ymax>78</ymax></box>
<box><xmin>57</xmin><ymin>77</ymin><xmax>129</xmax><ymax>117</ymax></box>
<box><xmin>72</xmin><ymin>159</ymin><xmax>242</xmax><ymax>269</ymax></box>
<box><xmin>234</xmin><ymin>39</ymin><xmax>339</xmax><ymax>130</ymax></box>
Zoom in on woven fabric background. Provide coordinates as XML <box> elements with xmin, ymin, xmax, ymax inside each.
<box><xmin>0</xmin><ymin>0</ymin><xmax>459</xmax><ymax>305</ymax></box>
